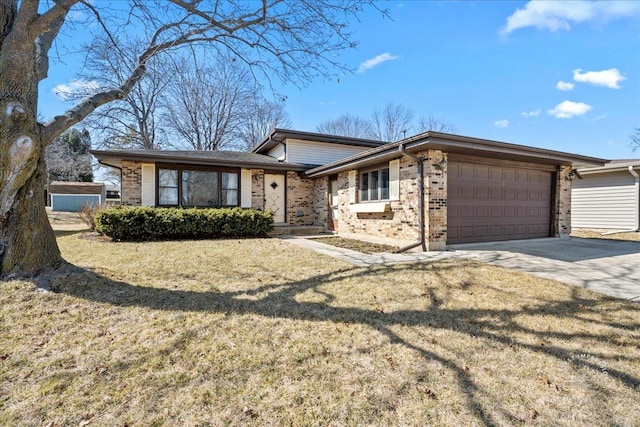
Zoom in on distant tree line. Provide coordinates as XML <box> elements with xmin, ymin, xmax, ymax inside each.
<box><xmin>316</xmin><ymin>102</ymin><xmax>457</xmax><ymax>142</ymax></box>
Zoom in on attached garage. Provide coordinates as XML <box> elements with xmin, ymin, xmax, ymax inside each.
<box><xmin>448</xmin><ymin>158</ymin><xmax>553</xmax><ymax>244</ymax></box>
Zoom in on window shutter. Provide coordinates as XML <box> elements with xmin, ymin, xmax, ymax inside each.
<box><xmin>348</xmin><ymin>170</ymin><xmax>356</xmax><ymax>203</ymax></box>
<box><xmin>141</xmin><ymin>163</ymin><xmax>155</xmax><ymax>206</ymax></box>
<box><xmin>389</xmin><ymin>159</ymin><xmax>400</xmax><ymax>201</ymax></box>
<box><xmin>241</xmin><ymin>169</ymin><xmax>252</xmax><ymax>208</ymax></box>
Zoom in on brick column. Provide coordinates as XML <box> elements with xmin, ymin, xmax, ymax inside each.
<box><xmin>121</xmin><ymin>161</ymin><xmax>142</xmax><ymax>206</ymax></box>
<box><xmin>251</xmin><ymin>169</ymin><xmax>265</xmax><ymax>210</ymax></box>
<box><xmin>312</xmin><ymin>176</ymin><xmax>328</xmax><ymax>229</ymax></box>
<box><xmin>423</xmin><ymin>150</ymin><xmax>447</xmax><ymax>250</ymax></box>
<box><xmin>555</xmin><ymin>165</ymin><xmax>572</xmax><ymax>237</ymax></box>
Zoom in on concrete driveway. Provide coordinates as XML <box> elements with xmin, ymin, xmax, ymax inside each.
<box><xmin>285</xmin><ymin>236</ymin><xmax>640</xmax><ymax>302</ymax></box>
<box><xmin>447</xmin><ymin>237</ymin><xmax>640</xmax><ymax>302</ymax></box>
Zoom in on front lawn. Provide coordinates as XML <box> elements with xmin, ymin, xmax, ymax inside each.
<box><xmin>1</xmin><ymin>222</ymin><xmax>638</xmax><ymax>426</ymax></box>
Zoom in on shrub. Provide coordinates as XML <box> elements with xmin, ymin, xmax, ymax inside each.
<box><xmin>79</xmin><ymin>202</ymin><xmax>108</xmax><ymax>231</ymax></box>
<box><xmin>95</xmin><ymin>206</ymin><xmax>274</xmax><ymax>241</ymax></box>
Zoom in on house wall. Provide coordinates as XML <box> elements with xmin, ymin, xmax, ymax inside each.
<box><xmin>267</xmin><ymin>144</ymin><xmax>285</xmax><ymax>161</ymax></box>
<box><xmin>424</xmin><ymin>151</ymin><xmax>448</xmax><ymax>249</ymax></box>
<box><xmin>121</xmin><ymin>160</ymin><xmax>142</xmax><ymax>205</ymax></box>
<box><xmin>312</xmin><ymin>176</ymin><xmax>329</xmax><ymax>229</ymax></box>
<box><xmin>335</xmin><ymin>153</ymin><xmax>421</xmax><ymax>241</ymax></box>
<box><xmin>571</xmin><ymin>170</ymin><xmax>638</xmax><ymax>230</ymax></box>
<box><xmin>286</xmin><ymin>139</ymin><xmax>373</xmax><ymax>165</ymax></box>
<box><xmin>329</xmin><ymin>150</ymin><xmax>573</xmax><ymax>248</ymax></box>
<box><xmin>251</xmin><ymin>169</ymin><xmax>265</xmax><ymax>210</ymax></box>
<box><xmin>286</xmin><ymin>171</ymin><xmax>315</xmax><ymax>225</ymax></box>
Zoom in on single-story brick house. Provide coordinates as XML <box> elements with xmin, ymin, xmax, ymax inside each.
<box><xmin>91</xmin><ymin>129</ymin><xmax>605</xmax><ymax>249</ymax></box>
<box><xmin>571</xmin><ymin>159</ymin><xmax>639</xmax><ymax>232</ymax></box>
<box><xmin>48</xmin><ymin>181</ymin><xmax>106</xmax><ymax>212</ymax></box>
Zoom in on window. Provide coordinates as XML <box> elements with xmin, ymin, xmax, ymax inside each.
<box><xmin>158</xmin><ymin>168</ymin><xmax>178</xmax><ymax>205</ymax></box>
<box><xmin>157</xmin><ymin>165</ymin><xmax>239</xmax><ymax>207</ymax></box>
<box><xmin>182</xmin><ymin>170</ymin><xmax>219</xmax><ymax>207</ymax></box>
<box><xmin>221</xmin><ymin>172</ymin><xmax>238</xmax><ymax>206</ymax></box>
<box><xmin>360</xmin><ymin>166</ymin><xmax>390</xmax><ymax>202</ymax></box>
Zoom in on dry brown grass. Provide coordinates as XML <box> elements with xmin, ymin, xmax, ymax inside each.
<box><xmin>1</xmin><ymin>215</ymin><xmax>638</xmax><ymax>426</ymax></box>
<box><xmin>315</xmin><ymin>236</ymin><xmax>399</xmax><ymax>254</ymax></box>
<box><xmin>572</xmin><ymin>229</ymin><xmax>640</xmax><ymax>242</ymax></box>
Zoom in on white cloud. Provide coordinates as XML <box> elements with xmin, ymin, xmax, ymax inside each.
<box><xmin>357</xmin><ymin>53</ymin><xmax>399</xmax><ymax>74</ymax></box>
<box><xmin>573</xmin><ymin>68</ymin><xmax>625</xmax><ymax>89</ymax></box>
<box><xmin>522</xmin><ymin>109</ymin><xmax>541</xmax><ymax>117</ymax></box>
<box><xmin>53</xmin><ymin>79</ymin><xmax>100</xmax><ymax>101</ymax></box>
<box><xmin>494</xmin><ymin>119</ymin><xmax>510</xmax><ymax>128</ymax></box>
<box><xmin>500</xmin><ymin>1</ymin><xmax>640</xmax><ymax>35</ymax></box>
<box><xmin>556</xmin><ymin>81</ymin><xmax>575</xmax><ymax>91</ymax></box>
<box><xmin>547</xmin><ymin>100</ymin><xmax>592</xmax><ymax>119</ymax></box>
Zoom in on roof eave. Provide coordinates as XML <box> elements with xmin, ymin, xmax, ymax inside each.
<box><xmin>90</xmin><ymin>150</ymin><xmax>308</xmax><ymax>172</ymax></box>
<box><xmin>306</xmin><ymin>133</ymin><xmax>607</xmax><ymax>177</ymax></box>
<box><xmin>251</xmin><ymin>128</ymin><xmax>385</xmax><ymax>154</ymax></box>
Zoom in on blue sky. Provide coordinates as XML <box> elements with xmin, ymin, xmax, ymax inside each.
<box><xmin>39</xmin><ymin>1</ymin><xmax>640</xmax><ymax>160</ymax></box>
<box><xmin>279</xmin><ymin>1</ymin><xmax>640</xmax><ymax>160</ymax></box>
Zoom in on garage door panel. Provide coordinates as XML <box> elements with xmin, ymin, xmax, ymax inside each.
<box><xmin>490</xmin><ymin>226</ymin><xmax>502</xmax><ymax>236</ymax></box>
<box><xmin>448</xmin><ymin>161</ymin><xmax>552</xmax><ymax>244</ymax></box>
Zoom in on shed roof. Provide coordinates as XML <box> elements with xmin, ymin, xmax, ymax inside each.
<box><xmin>49</xmin><ymin>181</ymin><xmax>104</xmax><ymax>195</ymax></box>
<box><xmin>90</xmin><ymin>149</ymin><xmax>308</xmax><ymax>171</ymax></box>
<box><xmin>306</xmin><ymin>131</ymin><xmax>607</xmax><ymax>177</ymax></box>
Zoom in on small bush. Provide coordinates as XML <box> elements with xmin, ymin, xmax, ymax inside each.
<box><xmin>79</xmin><ymin>203</ymin><xmax>108</xmax><ymax>231</ymax></box>
<box><xmin>95</xmin><ymin>206</ymin><xmax>274</xmax><ymax>241</ymax></box>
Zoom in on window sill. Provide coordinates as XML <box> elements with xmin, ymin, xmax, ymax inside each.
<box><xmin>349</xmin><ymin>202</ymin><xmax>390</xmax><ymax>213</ymax></box>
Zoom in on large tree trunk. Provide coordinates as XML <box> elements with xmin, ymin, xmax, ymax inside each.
<box><xmin>1</xmin><ymin>0</ymin><xmax>65</xmax><ymax>282</ymax></box>
<box><xmin>0</xmin><ymin>154</ymin><xmax>63</xmax><ymax>278</ymax></box>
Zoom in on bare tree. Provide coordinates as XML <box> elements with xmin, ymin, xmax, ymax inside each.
<box><xmin>316</xmin><ymin>104</ymin><xmax>456</xmax><ymax>141</ymax></box>
<box><xmin>236</xmin><ymin>99</ymin><xmax>292</xmax><ymax>151</ymax></box>
<box><xmin>0</xmin><ymin>0</ymin><xmax>383</xmax><ymax>282</ymax></box>
<box><xmin>79</xmin><ymin>35</ymin><xmax>171</xmax><ymax>149</ymax></box>
<box><xmin>316</xmin><ymin>113</ymin><xmax>372</xmax><ymax>139</ymax></box>
<box><xmin>369</xmin><ymin>103</ymin><xmax>414</xmax><ymax>142</ymax></box>
<box><xmin>163</xmin><ymin>53</ymin><xmax>252</xmax><ymax>151</ymax></box>
<box><xmin>45</xmin><ymin>128</ymin><xmax>93</xmax><ymax>183</ymax></box>
<box><xmin>416</xmin><ymin>115</ymin><xmax>457</xmax><ymax>134</ymax></box>
<box><xmin>631</xmin><ymin>128</ymin><xmax>640</xmax><ymax>151</ymax></box>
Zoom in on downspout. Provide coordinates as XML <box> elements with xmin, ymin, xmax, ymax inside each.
<box><xmin>394</xmin><ymin>144</ymin><xmax>427</xmax><ymax>252</ymax></box>
<box><xmin>602</xmin><ymin>165</ymin><xmax>639</xmax><ymax>235</ymax></box>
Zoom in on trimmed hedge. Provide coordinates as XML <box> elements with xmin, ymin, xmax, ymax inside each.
<box><xmin>95</xmin><ymin>206</ymin><xmax>274</xmax><ymax>241</ymax></box>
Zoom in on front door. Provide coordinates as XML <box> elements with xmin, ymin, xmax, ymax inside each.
<box><xmin>264</xmin><ymin>174</ymin><xmax>286</xmax><ymax>224</ymax></box>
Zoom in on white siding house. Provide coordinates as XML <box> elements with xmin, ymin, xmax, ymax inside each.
<box><xmin>572</xmin><ymin>160</ymin><xmax>640</xmax><ymax>231</ymax></box>
<box><xmin>285</xmin><ymin>139</ymin><xmax>373</xmax><ymax>165</ymax></box>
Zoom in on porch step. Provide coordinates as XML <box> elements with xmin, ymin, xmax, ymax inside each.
<box><xmin>268</xmin><ymin>225</ymin><xmax>326</xmax><ymax>236</ymax></box>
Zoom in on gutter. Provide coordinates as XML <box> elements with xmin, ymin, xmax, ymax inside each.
<box><xmin>602</xmin><ymin>165</ymin><xmax>639</xmax><ymax>235</ymax></box>
<box><xmin>394</xmin><ymin>144</ymin><xmax>427</xmax><ymax>253</ymax></box>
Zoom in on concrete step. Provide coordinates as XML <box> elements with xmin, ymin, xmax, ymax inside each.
<box><xmin>269</xmin><ymin>225</ymin><xmax>326</xmax><ymax>236</ymax></box>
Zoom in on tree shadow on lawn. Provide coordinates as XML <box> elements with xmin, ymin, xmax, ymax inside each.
<box><xmin>53</xmin><ymin>262</ymin><xmax>640</xmax><ymax>426</ymax></box>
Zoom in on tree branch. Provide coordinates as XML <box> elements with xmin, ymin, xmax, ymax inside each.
<box><xmin>29</xmin><ymin>0</ymin><xmax>78</xmax><ymax>36</ymax></box>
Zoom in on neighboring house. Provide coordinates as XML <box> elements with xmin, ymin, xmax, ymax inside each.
<box><xmin>49</xmin><ymin>181</ymin><xmax>106</xmax><ymax>212</ymax></box>
<box><xmin>91</xmin><ymin>129</ymin><xmax>605</xmax><ymax>249</ymax></box>
<box><xmin>572</xmin><ymin>160</ymin><xmax>640</xmax><ymax>232</ymax></box>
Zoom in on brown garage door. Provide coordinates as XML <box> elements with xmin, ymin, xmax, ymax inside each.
<box><xmin>448</xmin><ymin>161</ymin><xmax>552</xmax><ymax>244</ymax></box>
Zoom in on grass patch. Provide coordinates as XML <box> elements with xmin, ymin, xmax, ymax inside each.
<box><xmin>572</xmin><ymin>229</ymin><xmax>640</xmax><ymax>242</ymax></box>
<box><xmin>315</xmin><ymin>236</ymin><xmax>398</xmax><ymax>254</ymax></box>
<box><xmin>1</xmin><ymin>215</ymin><xmax>638</xmax><ymax>426</ymax></box>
